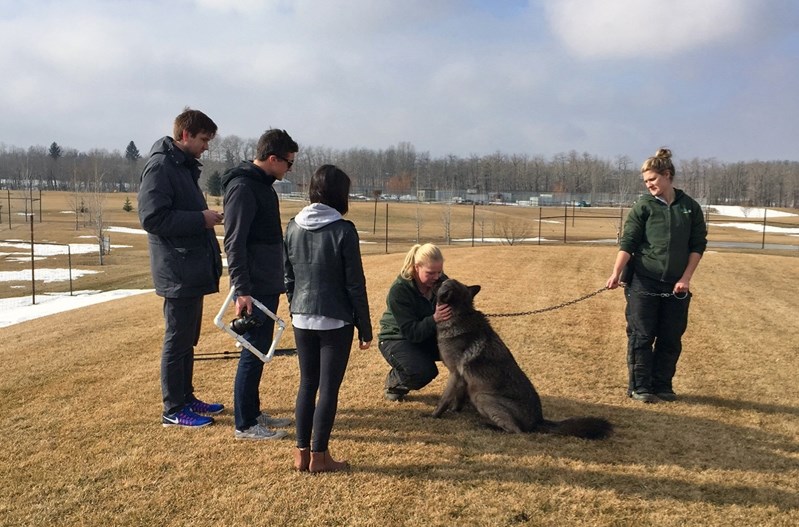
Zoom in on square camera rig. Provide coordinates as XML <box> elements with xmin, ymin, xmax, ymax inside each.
<box><xmin>213</xmin><ymin>288</ymin><xmax>287</xmax><ymax>363</ymax></box>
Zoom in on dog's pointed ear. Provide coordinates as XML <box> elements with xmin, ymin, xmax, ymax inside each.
<box><xmin>468</xmin><ymin>285</ymin><xmax>481</xmax><ymax>298</ymax></box>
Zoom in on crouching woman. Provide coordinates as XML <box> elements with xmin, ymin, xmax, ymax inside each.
<box><xmin>378</xmin><ymin>243</ymin><xmax>452</xmax><ymax>401</ymax></box>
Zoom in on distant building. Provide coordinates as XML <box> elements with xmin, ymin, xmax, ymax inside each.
<box><xmin>417</xmin><ymin>188</ymin><xmax>436</xmax><ymax>202</ymax></box>
<box><xmin>274</xmin><ymin>178</ymin><xmax>297</xmax><ymax>195</ymax></box>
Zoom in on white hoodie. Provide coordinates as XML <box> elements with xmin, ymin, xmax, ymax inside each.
<box><xmin>290</xmin><ymin>203</ymin><xmax>347</xmax><ymax>331</ymax></box>
<box><xmin>294</xmin><ymin>202</ymin><xmax>342</xmax><ymax>231</ymax></box>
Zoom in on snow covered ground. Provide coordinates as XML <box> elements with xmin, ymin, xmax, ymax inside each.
<box><xmin>707</xmin><ymin>205</ymin><xmax>799</xmax><ymax>237</ymax></box>
<box><xmin>0</xmin><ymin>289</ymin><xmax>153</xmax><ymax>328</ymax></box>
<box><xmin>0</xmin><ymin>231</ymin><xmax>151</xmax><ymax>327</ymax></box>
<box><xmin>0</xmin><ymin>239</ymin><xmax>133</xmax><ymax>283</ymax></box>
<box><xmin>706</xmin><ymin>205</ymin><xmax>797</xmax><ymax>219</ymax></box>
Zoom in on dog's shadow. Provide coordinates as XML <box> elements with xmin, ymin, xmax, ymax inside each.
<box><xmin>329</xmin><ymin>391</ymin><xmax>798</xmax><ymax>512</ymax></box>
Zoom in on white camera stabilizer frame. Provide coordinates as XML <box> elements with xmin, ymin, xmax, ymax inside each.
<box><xmin>213</xmin><ymin>288</ymin><xmax>286</xmax><ymax>363</ymax></box>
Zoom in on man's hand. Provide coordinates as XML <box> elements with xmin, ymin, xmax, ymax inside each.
<box><xmin>203</xmin><ymin>209</ymin><xmax>224</xmax><ymax>228</ymax></box>
<box><xmin>235</xmin><ymin>295</ymin><xmax>253</xmax><ymax>316</ymax></box>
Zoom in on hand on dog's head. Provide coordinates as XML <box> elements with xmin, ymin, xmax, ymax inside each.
<box><xmin>437</xmin><ymin>278</ymin><xmax>481</xmax><ymax>308</ymax></box>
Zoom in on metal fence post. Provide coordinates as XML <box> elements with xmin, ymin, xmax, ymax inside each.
<box><xmin>385</xmin><ymin>202</ymin><xmax>389</xmax><ymax>254</ymax></box>
<box><xmin>68</xmin><ymin>245</ymin><xmax>74</xmax><ymax>296</ymax></box>
<box><xmin>538</xmin><ymin>207</ymin><xmax>542</xmax><ymax>245</ymax></box>
<box><xmin>30</xmin><ymin>215</ymin><xmax>36</xmax><ymax>304</ymax></box>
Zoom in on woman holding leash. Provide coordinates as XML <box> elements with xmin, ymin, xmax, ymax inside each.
<box><xmin>284</xmin><ymin>165</ymin><xmax>372</xmax><ymax>473</ymax></box>
<box><xmin>606</xmin><ymin>148</ymin><xmax>707</xmax><ymax>403</ymax></box>
<box><xmin>378</xmin><ymin>243</ymin><xmax>452</xmax><ymax>401</ymax></box>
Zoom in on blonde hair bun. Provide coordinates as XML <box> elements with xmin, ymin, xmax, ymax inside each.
<box><xmin>655</xmin><ymin>148</ymin><xmax>672</xmax><ymax>159</ymax></box>
<box><xmin>641</xmin><ymin>147</ymin><xmax>675</xmax><ymax>177</ymax></box>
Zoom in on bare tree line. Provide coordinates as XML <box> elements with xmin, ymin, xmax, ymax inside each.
<box><xmin>1</xmin><ymin>138</ymin><xmax>798</xmax><ymax>207</ymax></box>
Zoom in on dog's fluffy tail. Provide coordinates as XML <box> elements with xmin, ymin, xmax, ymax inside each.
<box><xmin>538</xmin><ymin>417</ymin><xmax>613</xmax><ymax>440</ymax></box>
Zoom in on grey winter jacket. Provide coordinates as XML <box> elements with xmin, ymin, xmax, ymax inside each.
<box><xmin>221</xmin><ymin>161</ymin><xmax>285</xmax><ymax>296</ymax></box>
<box><xmin>284</xmin><ymin>205</ymin><xmax>373</xmax><ymax>343</ymax></box>
<box><xmin>137</xmin><ymin>137</ymin><xmax>222</xmax><ymax>298</ymax></box>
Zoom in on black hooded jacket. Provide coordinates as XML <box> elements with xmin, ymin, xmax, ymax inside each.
<box><xmin>221</xmin><ymin>161</ymin><xmax>285</xmax><ymax>296</ymax></box>
<box><xmin>137</xmin><ymin>137</ymin><xmax>222</xmax><ymax>298</ymax></box>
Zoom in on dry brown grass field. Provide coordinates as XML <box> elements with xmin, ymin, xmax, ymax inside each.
<box><xmin>1</xmin><ymin>192</ymin><xmax>798</xmax><ymax>526</ymax></box>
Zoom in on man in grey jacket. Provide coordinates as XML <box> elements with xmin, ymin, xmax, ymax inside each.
<box><xmin>222</xmin><ymin>128</ymin><xmax>298</xmax><ymax>440</ymax></box>
<box><xmin>138</xmin><ymin>108</ymin><xmax>224</xmax><ymax>428</ymax></box>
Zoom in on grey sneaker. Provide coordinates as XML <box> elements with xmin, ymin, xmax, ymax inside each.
<box><xmin>257</xmin><ymin>412</ymin><xmax>292</xmax><ymax>428</ymax></box>
<box><xmin>234</xmin><ymin>423</ymin><xmax>288</xmax><ymax>440</ymax></box>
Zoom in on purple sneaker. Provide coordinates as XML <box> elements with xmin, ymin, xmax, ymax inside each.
<box><xmin>162</xmin><ymin>408</ymin><xmax>214</xmax><ymax>428</ymax></box>
<box><xmin>186</xmin><ymin>397</ymin><xmax>225</xmax><ymax>415</ymax></box>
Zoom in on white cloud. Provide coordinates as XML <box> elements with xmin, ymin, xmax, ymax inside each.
<box><xmin>0</xmin><ymin>0</ymin><xmax>796</xmax><ymax>161</ymax></box>
<box><xmin>543</xmin><ymin>0</ymin><xmax>753</xmax><ymax>59</ymax></box>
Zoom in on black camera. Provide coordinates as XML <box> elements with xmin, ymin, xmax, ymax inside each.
<box><xmin>229</xmin><ymin>311</ymin><xmax>263</xmax><ymax>335</ymax></box>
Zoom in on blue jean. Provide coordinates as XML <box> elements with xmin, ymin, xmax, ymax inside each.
<box><xmin>161</xmin><ymin>296</ymin><xmax>203</xmax><ymax>414</ymax></box>
<box><xmin>233</xmin><ymin>294</ymin><xmax>279</xmax><ymax>431</ymax></box>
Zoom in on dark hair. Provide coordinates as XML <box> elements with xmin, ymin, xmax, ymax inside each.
<box><xmin>256</xmin><ymin>129</ymin><xmax>299</xmax><ymax>161</ymax></box>
<box><xmin>309</xmin><ymin>165</ymin><xmax>350</xmax><ymax>215</ymax></box>
<box><xmin>173</xmin><ymin>107</ymin><xmax>217</xmax><ymax>140</ymax></box>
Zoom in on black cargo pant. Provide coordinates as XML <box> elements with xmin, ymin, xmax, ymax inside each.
<box><xmin>625</xmin><ymin>273</ymin><xmax>691</xmax><ymax>395</ymax></box>
<box><xmin>379</xmin><ymin>339</ymin><xmax>440</xmax><ymax>395</ymax></box>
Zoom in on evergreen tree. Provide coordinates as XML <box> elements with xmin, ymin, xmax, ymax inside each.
<box><xmin>48</xmin><ymin>142</ymin><xmax>63</xmax><ymax>160</ymax></box>
<box><xmin>47</xmin><ymin>142</ymin><xmax>63</xmax><ymax>189</ymax></box>
<box><xmin>122</xmin><ymin>196</ymin><xmax>133</xmax><ymax>212</ymax></box>
<box><xmin>206</xmin><ymin>170</ymin><xmax>222</xmax><ymax>196</ymax></box>
<box><xmin>125</xmin><ymin>141</ymin><xmax>141</xmax><ymax>162</ymax></box>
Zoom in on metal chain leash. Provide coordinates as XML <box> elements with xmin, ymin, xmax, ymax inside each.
<box><xmin>628</xmin><ymin>288</ymin><xmax>689</xmax><ymax>300</ymax></box>
<box><xmin>485</xmin><ymin>286</ymin><xmax>610</xmax><ymax>318</ymax></box>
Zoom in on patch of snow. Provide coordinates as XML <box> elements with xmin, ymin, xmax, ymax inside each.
<box><xmin>713</xmin><ymin>223</ymin><xmax>799</xmax><ymax>235</ymax></box>
<box><xmin>106</xmin><ymin>226</ymin><xmax>147</xmax><ymax>235</ymax></box>
<box><xmin>0</xmin><ymin>289</ymin><xmax>154</xmax><ymax>328</ymax></box>
<box><xmin>707</xmin><ymin>205</ymin><xmax>797</xmax><ymax>219</ymax></box>
<box><xmin>0</xmin><ymin>268</ymin><xmax>100</xmax><ymax>283</ymax></box>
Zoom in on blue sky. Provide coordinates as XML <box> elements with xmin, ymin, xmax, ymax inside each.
<box><xmin>0</xmin><ymin>0</ymin><xmax>797</xmax><ymax>163</ymax></box>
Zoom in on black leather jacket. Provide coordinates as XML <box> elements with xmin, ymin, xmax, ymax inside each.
<box><xmin>283</xmin><ymin>217</ymin><xmax>373</xmax><ymax>343</ymax></box>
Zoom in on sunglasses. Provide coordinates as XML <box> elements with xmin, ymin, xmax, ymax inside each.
<box><xmin>274</xmin><ymin>155</ymin><xmax>294</xmax><ymax>169</ymax></box>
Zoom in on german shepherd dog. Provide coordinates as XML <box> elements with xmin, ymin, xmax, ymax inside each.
<box><xmin>432</xmin><ymin>279</ymin><xmax>612</xmax><ymax>440</ymax></box>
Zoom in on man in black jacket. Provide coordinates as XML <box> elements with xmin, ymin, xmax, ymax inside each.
<box><xmin>222</xmin><ymin>128</ymin><xmax>298</xmax><ymax>440</ymax></box>
<box><xmin>138</xmin><ymin>108</ymin><xmax>224</xmax><ymax>428</ymax></box>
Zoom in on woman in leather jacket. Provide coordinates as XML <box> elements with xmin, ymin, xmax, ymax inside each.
<box><xmin>284</xmin><ymin>165</ymin><xmax>372</xmax><ymax>473</ymax></box>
